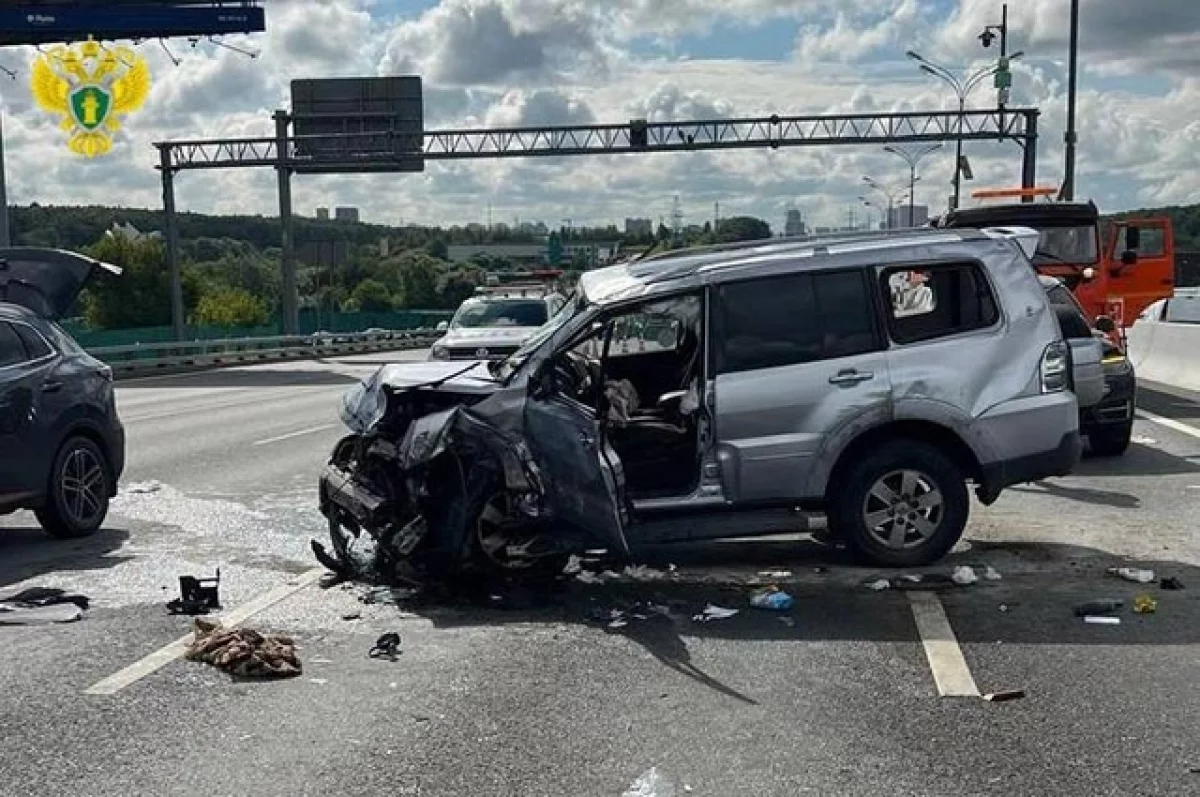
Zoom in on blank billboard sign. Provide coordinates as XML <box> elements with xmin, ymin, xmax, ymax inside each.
<box><xmin>290</xmin><ymin>77</ymin><xmax>424</xmax><ymax>174</ymax></box>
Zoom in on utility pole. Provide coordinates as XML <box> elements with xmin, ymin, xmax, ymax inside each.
<box><xmin>0</xmin><ymin>109</ymin><xmax>9</xmax><ymax>249</ymax></box>
<box><xmin>1061</xmin><ymin>0</ymin><xmax>1079</xmax><ymax>201</ymax></box>
<box><xmin>883</xmin><ymin>144</ymin><xmax>941</xmax><ymax>226</ymax></box>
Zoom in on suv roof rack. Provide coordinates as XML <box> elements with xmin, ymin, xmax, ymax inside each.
<box><xmin>638</xmin><ymin>226</ymin><xmax>980</xmax><ymax>264</ymax></box>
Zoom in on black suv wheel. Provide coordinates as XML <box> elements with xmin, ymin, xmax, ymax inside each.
<box><xmin>36</xmin><ymin>436</ymin><xmax>111</xmax><ymax>539</ymax></box>
<box><xmin>831</xmin><ymin>440</ymin><xmax>969</xmax><ymax>567</ymax></box>
<box><xmin>1088</xmin><ymin>421</ymin><xmax>1133</xmax><ymax>457</ymax></box>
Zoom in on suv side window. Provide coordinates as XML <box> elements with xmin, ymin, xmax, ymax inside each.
<box><xmin>0</xmin><ymin>322</ymin><xmax>26</xmax><ymax>368</ymax></box>
<box><xmin>880</xmin><ymin>262</ymin><xmax>999</xmax><ymax>344</ymax></box>
<box><xmin>13</xmin><ymin>323</ymin><xmax>54</xmax><ymax>361</ymax></box>
<box><xmin>714</xmin><ymin>269</ymin><xmax>878</xmax><ymax>375</ymax></box>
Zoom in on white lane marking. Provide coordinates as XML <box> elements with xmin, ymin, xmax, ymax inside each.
<box><xmin>252</xmin><ymin>423</ymin><xmax>337</xmax><ymax>446</ymax></box>
<box><xmin>907</xmin><ymin>591</ymin><xmax>980</xmax><ymax>698</ymax></box>
<box><xmin>1135</xmin><ymin>409</ymin><xmax>1200</xmax><ymax>441</ymax></box>
<box><xmin>84</xmin><ymin>567</ymin><xmax>326</xmax><ymax>696</ymax></box>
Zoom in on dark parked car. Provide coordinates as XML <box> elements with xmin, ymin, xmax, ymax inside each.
<box><xmin>0</xmin><ymin>248</ymin><xmax>125</xmax><ymax>537</ymax></box>
<box><xmin>1041</xmin><ymin>276</ymin><xmax>1136</xmax><ymax>456</ymax></box>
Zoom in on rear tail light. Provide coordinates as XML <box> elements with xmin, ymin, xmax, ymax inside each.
<box><xmin>1040</xmin><ymin>340</ymin><xmax>1068</xmax><ymax>393</ymax></box>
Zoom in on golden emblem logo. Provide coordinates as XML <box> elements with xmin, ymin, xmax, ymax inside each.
<box><xmin>31</xmin><ymin>38</ymin><xmax>151</xmax><ymax>157</ymax></box>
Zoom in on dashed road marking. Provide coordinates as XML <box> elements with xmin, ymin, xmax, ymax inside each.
<box><xmin>908</xmin><ymin>591</ymin><xmax>980</xmax><ymax>698</ymax></box>
<box><xmin>1135</xmin><ymin>409</ymin><xmax>1200</xmax><ymax>441</ymax></box>
<box><xmin>253</xmin><ymin>423</ymin><xmax>337</xmax><ymax>446</ymax></box>
<box><xmin>84</xmin><ymin>567</ymin><xmax>326</xmax><ymax>696</ymax></box>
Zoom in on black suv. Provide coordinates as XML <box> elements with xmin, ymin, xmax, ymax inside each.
<box><xmin>0</xmin><ymin>248</ymin><xmax>125</xmax><ymax>537</ymax></box>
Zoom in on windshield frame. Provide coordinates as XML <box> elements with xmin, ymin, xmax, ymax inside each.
<box><xmin>450</xmin><ymin>296</ymin><xmax>550</xmax><ymax>330</ymax></box>
<box><xmin>1032</xmin><ymin>224</ymin><xmax>1100</xmax><ymax>266</ymax></box>
<box><xmin>493</xmin><ymin>290</ymin><xmax>584</xmax><ymax>383</ymax></box>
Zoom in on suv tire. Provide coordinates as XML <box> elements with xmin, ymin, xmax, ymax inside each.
<box><xmin>831</xmin><ymin>440</ymin><xmax>969</xmax><ymax>567</ymax></box>
<box><xmin>36</xmin><ymin>436</ymin><xmax>111</xmax><ymax>539</ymax></box>
<box><xmin>1088</xmin><ymin>421</ymin><xmax>1132</xmax><ymax>457</ymax></box>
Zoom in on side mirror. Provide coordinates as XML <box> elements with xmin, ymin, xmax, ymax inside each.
<box><xmin>1094</xmin><ymin>315</ymin><xmax>1118</xmax><ymax>334</ymax></box>
<box><xmin>1124</xmin><ymin>226</ymin><xmax>1141</xmax><ymax>251</ymax></box>
<box><xmin>1120</xmin><ymin>250</ymin><xmax>1138</xmax><ymax>266</ymax></box>
<box><xmin>436</xmin><ymin>321</ymin><xmax>449</xmax><ymax>332</ymax></box>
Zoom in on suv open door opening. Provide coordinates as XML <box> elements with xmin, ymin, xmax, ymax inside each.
<box><xmin>0</xmin><ymin>248</ymin><xmax>122</xmax><ymax>319</ymax></box>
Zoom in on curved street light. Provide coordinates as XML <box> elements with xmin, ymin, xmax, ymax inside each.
<box><xmin>906</xmin><ymin>50</ymin><xmax>1024</xmax><ymax>210</ymax></box>
<box><xmin>862</xmin><ymin>176</ymin><xmax>911</xmax><ymax>229</ymax></box>
<box><xmin>883</xmin><ymin>143</ymin><xmax>942</xmax><ymax>227</ymax></box>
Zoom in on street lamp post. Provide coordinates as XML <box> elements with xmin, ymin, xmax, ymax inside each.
<box><xmin>906</xmin><ymin>50</ymin><xmax>1023</xmax><ymax>210</ymax></box>
<box><xmin>883</xmin><ymin>143</ymin><xmax>942</xmax><ymax>226</ymax></box>
<box><xmin>862</xmin><ymin>177</ymin><xmax>910</xmax><ymax>230</ymax></box>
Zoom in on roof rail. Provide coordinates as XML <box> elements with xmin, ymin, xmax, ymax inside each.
<box><xmin>638</xmin><ymin>226</ymin><xmax>969</xmax><ymax>263</ymax></box>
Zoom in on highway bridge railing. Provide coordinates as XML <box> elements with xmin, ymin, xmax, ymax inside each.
<box><xmin>90</xmin><ymin>328</ymin><xmax>441</xmax><ymax>379</ymax></box>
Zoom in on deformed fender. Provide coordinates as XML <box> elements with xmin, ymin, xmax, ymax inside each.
<box><xmin>396</xmin><ymin>405</ymin><xmax>542</xmax><ymax>495</ymax></box>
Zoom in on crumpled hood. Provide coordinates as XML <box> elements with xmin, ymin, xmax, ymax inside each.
<box><xmin>339</xmin><ymin>361</ymin><xmax>499</xmax><ymax>433</ymax></box>
<box><xmin>439</xmin><ymin>326</ymin><xmax>538</xmax><ymax>346</ymax></box>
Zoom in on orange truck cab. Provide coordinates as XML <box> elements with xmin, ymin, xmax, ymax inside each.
<box><xmin>932</xmin><ymin>187</ymin><xmax>1175</xmax><ymax>329</ymax></box>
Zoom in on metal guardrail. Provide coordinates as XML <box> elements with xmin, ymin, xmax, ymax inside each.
<box><xmin>91</xmin><ymin>328</ymin><xmax>440</xmax><ymax>378</ymax></box>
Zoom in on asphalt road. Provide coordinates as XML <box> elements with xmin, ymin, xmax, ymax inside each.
<box><xmin>2</xmin><ymin>355</ymin><xmax>1200</xmax><ymax>797</ymax></box>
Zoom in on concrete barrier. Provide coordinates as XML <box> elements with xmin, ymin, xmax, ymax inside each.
<box><xmin>1126</xmin><ymin>315</ymin><xmax>1200</xmax><ymax>392</ymax></box>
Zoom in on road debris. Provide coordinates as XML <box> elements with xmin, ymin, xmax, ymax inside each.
<box><xmin>575</xmin><ymin>571</ymin><xmax>605</xmax><ymax>585</ymax></box>
<box><xmin>623</xmin><ymin>767</ymin><xmax>676</xmax><ymax>797</ymax></box>
<box><xmin>0</xmin><ymin>587</ymin><xmax>90</xmax><ymax>626</ymax></box>
<box><xmin>863</xmin><ymin>578</ymin><xmax>891</xmax><ymax>592</ymax></box>
<box><xmin>951</xmin><ymin>566</ymin><xmax>979</xmax><ymax>586</ymax></box>
<box><xmin>1074</xmin><ymin>599</ymin><xmax>1123</xmax><ymax>617</ymax></box>
<box><xmin>369</xmin><ymin>632</ymin><xmax>402</xmax><ymax>660</ymax></box>
<box><xmin>1133</xmin><ymin>594</ymin><xmax>1158</xmax><ymax>614</ymax></box>
<box><xmin>563</xmin><ymin>555</ymin><xmax>583</xmax><ymax>576</ymax></box>
<box><xmin>341</xmin><ymin>611</ymin><xmax>362</xmax><ymax>621</ymax></box>
<box><xmin>984</xmin><ymin>689</ymin><xmax>1026</xmax><ymax>702</ymax></box>
<box><xmin>1084</xmin><ymin>616</ymin><xmax>1121</xmax><ymax>625</ymax></box>
<box><xmin>983</xmin><ymin>566</ymin><xmax>1002</xmax><ymax>581</ymax></box>
<box><xmin>623</xmin><ymin>565</ymin><xmax>670</xmax><ymax>581</ymax></box>
<box><xmin>1161</xmin><ymin>577</ymin><xmax>1185</xmax><ymax>591</ymax></box>
<box><xmin>691</xmin><ymin>604</ymin><xmax>739</xmax><ymax>623</ymax></box>
<box><xmin>126</xmin><ymin>480</ymin><xmax>163</xmax><ymax>494</ymax></box>
<box><xmin>758</xmin><ymin>570</ymin><xmax>792</xmax><ymax>579</ymax></box>
<box><xmin>749</xmin><ymin>586</ymin><xmax>795</xmax><ymax>611</ymax></box>
<box><xmin>185</xmin><ymin>619</ymin><xmax>302</xmax><ymax>678</ymax></box>
<box><xmin>166</xmin><ymin>570</ymin><xmax>221</xmax><ymax>616</ymax></box>
<box><xmin>1108</xmin><ymin>567</ymin><xmax>1155</xmax><ymax>584</ymax></box>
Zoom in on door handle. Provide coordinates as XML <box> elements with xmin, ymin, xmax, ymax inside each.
<box><xmin>41</xmin><ymin>381</ymin><xmax>64</xmax><ymax>394</ymax></box>
<box><xmin>828</xmin><ymin>369</ymin><xmax>874</xmax><ymax>386</ymax></box>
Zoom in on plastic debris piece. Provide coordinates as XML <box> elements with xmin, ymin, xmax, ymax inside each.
<box><xmin>984</xmin><ymin>689</ymin><xmax>1025</xmax><ymax>702</ymax></box>
<box><xmin>309</xmin><ymin>678</ymin><xmax>328</xmax><ymax>685</ymax></box>
<box><xmin>1108</xmin><ymin>567</ymin><xmax>1155</xmax><ymax>584</ymax></box>
<box><xmin>623</xmin><ymin>565</ymin><xmax>668</xmax><ymax>581</ymax></box>
<box><xmin>0</xmin><ymin>603</ymin><xmax>83</xmax><ymax>625</ymax></box>
<box><xmin>1161</xmin><ymin>577</ymin><xmax>1185</xmax><ymax>591</ymax></box>
<box><xmin>952</xmin><ymin>566</ymin><xmax>979</xmax><ymax>586</ymax></box>
<box><xmin>758</xmin><ymin>570</ymin><xmax>792</xmax><ymax>578</ymax></box>
<box><xmin>1133</xmin><ymin>594</ymin><xmax>1157</xmax><ymax>614</ymax></box>
<box><xmin>1074</xmin><ymin>599</ymin><xmax>1123</xmax><ymax>617</ymax></box>
<box><xmin>576</xmin><ymin>571</ymin><xmax>604</xmax><ymax>585</ymax></box>
<box><xmin>1084</xmin><ymin>616</ymin><xmax>1121</xmax><ymax>625</ymax></box>
<box><xmin>692</xmin><ymin>604</ymin><xmax>739</xmax><ymax>623</ymax></box>
<box><xmin>983</xmin><ymin>566</ymin><xmax>1002</xmax><ymax>581</ymax></box>
<box><xmin>563</xmin><ymin>555</ymin><xmax>583</xmax><ymax>576</ymax></box>
<box><xmin>749</xmin><ymin>586</ymin><xmax>796</xmax><ymax>611</ymax></box>
<box><xmin>899</xmin><ymin>574</ymin><xmax>923</xmax><ymax>583</ymax></box>
<box><xmin>999</xmin><ymin>604</ymin><xmax>1009</xmax><ymax>613</ymax></box>
<box><xmin>369</xmin><ymin>632</ymin><xmax>402</xmax><ymax>660</ymax></box>
<box><xmin>623</xmin><ymin>767</ymin><xmax>676</xmax><ymax>797</ymax></box>
<box><xmin>341</xmin><ymin>611</ymin><xmax>362</xmax><ymax>621</ymax></box>
<box><xmin>864</xmin><ymin>578</ymin><xmax>891</xmax><ymax>592</ymax></box>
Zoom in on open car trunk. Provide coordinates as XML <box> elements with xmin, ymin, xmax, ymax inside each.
<box><xmin>0</xmin><ymin>248</ymin><xmax>122</xmax><ymax>319</ymax></box>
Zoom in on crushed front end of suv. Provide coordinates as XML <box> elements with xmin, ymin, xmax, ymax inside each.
<box><xmin>316</xmin><ymin>228</ymin><xmax>1082</xmax><ymax>584</ymax></box>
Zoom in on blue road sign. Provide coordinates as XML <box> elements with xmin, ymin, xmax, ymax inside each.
<box><xmin>0</xmin><ymin>2</ymin><xmax>266</xmax><ymax>46</ymax></box>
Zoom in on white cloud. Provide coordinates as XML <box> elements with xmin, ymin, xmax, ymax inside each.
<box><xmin>0</xmin><ymin>0</ymin><xmax>1194</xmax><ymax>235</ymax></box>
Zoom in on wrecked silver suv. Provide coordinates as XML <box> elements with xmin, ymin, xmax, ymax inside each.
<box><xmin>316</xmin><ymin>227</ymin><xmax>1081</xmax><ymax>582</ymax></box>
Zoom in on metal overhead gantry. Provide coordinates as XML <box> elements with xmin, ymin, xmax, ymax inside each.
<box><xmin>155</xmin><ymin>106</ymin><xmax>1041</xmax><ymax>338</ymax></box>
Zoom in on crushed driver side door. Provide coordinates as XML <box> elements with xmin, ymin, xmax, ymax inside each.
<box><xmin>523</xmin><ymin>387</ymin><xmax>629</xmax><ymax>557</ymax></box>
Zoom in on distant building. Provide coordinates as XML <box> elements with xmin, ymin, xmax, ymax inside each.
<box><xmin>315</xmin><ymin>207</ymin><xmax>330</xmax><ymax>220</ymax></box>
<box><xmin>517</xmin><ymin>221</ymin><xmax>550</xmax><ymax>236</ymax></box>
<box><xmin>784</xmin><ymin>209</ymin><xmax>805</xmax><ymax>237</ymax></box>
<box><xmin>625</xmin><ymin>217</ymin><xmax>653</xmax><ymax>236</ymax></box>
<box><xmin>334</xmin><ymin>207</ymin><xmax>359</xmax><ymax>223</ymax></box>
<box><xmin>888</xmin><ymin>204</ymin><xmax>929</xmax><ymax>229</ymax></box>
<box><xmin>565</xmin><ymin>241</ymin><xmax>622</xmax><ymax>266</ymax></box>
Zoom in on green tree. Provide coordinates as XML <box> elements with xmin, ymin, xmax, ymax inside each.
<box><xmin>351</xmin><ymin>278</ymin><xmax>393</xmax><ymax>312</ymax></box>
<box><xmin>715</xmin><ymin>216</ymin><xmax>771</xmax><ymax>242</ymax></box>
<box><xmin>81</xmin><ymin>233</ymin><xmax>200</xmax><ymax>328</ymax></box>
<box><xmin>396</xmin><ymin>252</ymin><xmax>443</xmax><ymax>309</ymax></box>
<box><xmin>438</xmin><ymin>266</ymin><xmax>483</xmax><ymax>309</ymax></box>
<box><xmin>192</xmin><ymin>286</ymin><xmax>270</xmax><ymax>327</ymax></box>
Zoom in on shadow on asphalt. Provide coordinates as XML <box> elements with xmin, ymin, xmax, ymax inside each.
<box><xmin>118</xmin><ymin>367</ymin><xmax>361</xmax><ymax>390</ymax></box>
<box><xmin>342</xmin><ymin>538</ymin><xmax>1199</xmax><ymax>702</ymax></box>
<box><xmin>1075</xmin><ymin>440</ymin><xmax>1200</xmax><ymax>478</ymax></box>
<box><xmin>0</xmin><ymin>522</ymin><xmax>132</xmax><ymax>589</ymax></box>
<box><xmin>1138</xmin><ymin>382</ymin><xmax>1200</xmax><ymax>424</ymax></box>
<box><xmin>1009</xmin><ymin>481</ymin><xmax>1142</xmax><ymax>509</ymax></box>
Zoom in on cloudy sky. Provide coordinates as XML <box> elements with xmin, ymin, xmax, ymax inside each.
<box><xmin>0</xmin><ymin>0</ymin><xmax>1196</xmax><ymax>232</ymax></box>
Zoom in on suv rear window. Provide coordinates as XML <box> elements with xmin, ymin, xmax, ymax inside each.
<box><xmin>13</xmin><ymin>323</ymin><xmax>53</xmax><ymax>360</ymax></box>
<box><xmin>880</xmin><ymin>262</ymin><xmax>999</xmax><ymax>344</ymax></box>
<box><xmin>0</xmin><ymin>322</ymin><xmax>25</xmax><ymax>368</ymax></box>
<box><xmin>714</xmin><ymin>269</ymin><xmax>878</xmax><ymax>374</ymax></box>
